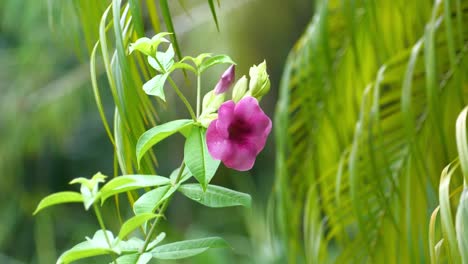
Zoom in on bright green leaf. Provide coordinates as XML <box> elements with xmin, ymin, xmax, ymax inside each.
<box><xmin>169</xmin><ymin>167</ymin><xmax>192</xmax><ymax>184</ymax></box>
<box><xmin>184</xmin><ymin>126</ymin><xmax>220</xmax><ymax>190</ymax></box>
<box><xmin>119</xmin><ymin>213</ymin><xmax>159</xmax><ymax>239</ymax></box>
<box><xmin>100</xmin><ymin>175</ymin><xmax>171</xmax><ymax>203</ymax></box>
<box><xmin>178</xmin><ymin>184</ymin><xmax>251</xmax><ymax>208</ymax></box>
<box><xmin>57</xmin><ymin>240</ymin><xmax>116</xmax><ymax>264</ymax></box>
<box><xmin>133</xmin><ymin>186</ymin><xmax>172</xmax><ymax>215</ymax></box>
<box><xmin>198</xmin><ymin>55</ymin><xmax>235</xmax><ymax>73</ymax></box>
<box><xmin>151</xmin><ymin>237</ymin><xmax>228</xmax><ymax>260</ymax></box>
<box><xmin>147</xmin><ymin>232</ymin><xmax>167</xmax><ymax>251</ymax></box>
<box><xmin>148</xmin><ymin>44</ymin><xmax>175</xmax><ymax>73</ymax></box>
<box><xmin>136</xmin><ymin>119</ymin><xmax>194</xmax><ymax>166</ymax></box>
<box><xmin>129</xmin><ymin>32</ymin><xmax>171</xmax><ymax>56</ymax></box>
<box><xmin>456</xmin><ymin>189</ymin><xmax>468</xmax><ymax>263</ymax></box>
<box><xmin>142</xmin><ymin>73</ymin><xmax>169</xmax><ymax>101</ymax></box>
<box><xmin>33</xmin><ymin>191</ymin><xmax>83</xmax><ymax>215</ymax></box>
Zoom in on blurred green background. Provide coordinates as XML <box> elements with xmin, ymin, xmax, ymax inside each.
<box><xmin>0</xmin><ymin>0</ymin><xmax>311</xmax><ymax>263</ymax></box>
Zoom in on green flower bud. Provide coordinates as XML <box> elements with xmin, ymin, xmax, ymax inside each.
<box><xmin>201</xmin><ymin>90</ymin><xmax>225</xmax><ymax>116</ymax></box>
<box><xmin>248</xmin><ymin>60</ymin><xmax>271</xmax><ymax>99</ymax></box>
<box><xmin>232</xmin><ymin>75</ymin><xmax>248</xmax><ymax>102</ymax></box>
<box><xmin>199</xmin><ymin>113</ymin><xmax>218</xmax><ymax>128</ymax></box>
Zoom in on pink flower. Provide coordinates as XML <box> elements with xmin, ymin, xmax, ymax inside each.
<box><xmin>206</xmin><ymin>96</ymin><xmax>272</xmax><ymax>171</ymax></box>
<box><xmin>214</xmin><ymin>65</ymin><xmax>235</xmax><ymax>94</ymax></box>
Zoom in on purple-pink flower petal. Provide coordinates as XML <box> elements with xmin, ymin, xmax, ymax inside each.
<box><xmin>206</xmin><ymin>96</ymin><xmax>271</xmax><ymax>171</ymax></box>
<box><xmin>214</xmin><ymin>65</ymin><xmax>235</xmax><ymax>94</ymax></box>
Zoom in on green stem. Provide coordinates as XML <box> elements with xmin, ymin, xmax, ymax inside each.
<box><xmin>140</xmin><ymin>162</ymin><xmax>186</xmax><ymax>253</ymax></box>
<box><xmin>93</xmin><ymin>204</ymin><xmax>117</xmax><ymax>264</ymax></box>
<box><xmin>196</xmin><ymin>74</ymin><xmax>201</xmax><ymax>117</ymax></box>
<box><xmin>167</xmin><ymin>77</ymin><xmax>197</xmax><ymax>120</ymax></box>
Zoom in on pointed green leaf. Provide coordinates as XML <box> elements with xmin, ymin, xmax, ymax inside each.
<box><xmin>34</xmin><ymin>192</ymin><xmax>83</xmax><ymax>215</ymax></box>
<box><xmin>151</xmin><ymin>237</ymin><xmax>228</xmax><ymax>260</ymax></box>
<box><xmin>133</xmin><ymin>185</ymin><xmax>173</xmax><ymax>215</ymax></box>
<box><xmin>184</xmin><ymin>126</ymin><xmax>220</xmax><ymax>190</ymax></box>
<box><xmin>143</xmin><ymin>73</ymin><xmax>169</xmax><ymax>101</ymax></box>
<box><xmin>160</xmin><ymin>0</ymin><xmax>183</xmax><ymax>61</ymax></box>
<box><xmin>57</xmin><ymin>240</ymin><xmax>116</xmax><ymax>264</ymax></box>
<box><xmin>170</xmin><ymin>62</ymin><xmax>197</xmax><ymax>73</ymax></box>
<box><xmin>148</xmin><ymin>44</ymin><xmax>175</xmax><ymax>73</ymax></box>
<box><xmin>119</xmin><ymin>213</ymin><xmax>159</xmax><ymax>239</ymax></box>
<box><xmin>178</xmin><ymin>184</ymin><xmax>251</xmax><ymax>208</ymax></box>
<box><xmin>207</xmin><ymin>0</ymin><xmax>220</xmax><ymax>31</ymax></box>
<box><xmin>198</xmin><ymin>55</ymin><xmax>235</xmax><ymax>73</ymax></box>
<box><xmin>129</xmin><ymin>32</ymin><xmax>171</xmax><ymax>56</ymax></box>
<box><xmin>147</xmin><ymin>232</ymin><xmax>167</xmax><ymax>251</ymax></box>
<box><xmin>456</xmin><ymin>189</ymin><xmax>468</xmax><ymax>263</ymax></box>
<box><xmin>136</xmin><ymin>119</ymin><xmax>194</xmax><ymax>166</ymax></box>
<box><xmin>169</xmin><ymin>167</ymin><xmax>192</xmax><ymax>184</ymax></box>
<box><xmin>100</xmin><ymin>175</ymin><xmax>171</xmax><ymax>203</ymax></box>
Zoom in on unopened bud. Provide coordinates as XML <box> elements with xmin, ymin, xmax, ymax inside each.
<box><xmin>214</xmin><ymin>65</ymin><xmax>235</xmax><ymax>94</ymax></box>
<box><xmin>248</xmin><ymin>61</ymin><xmax>270</xmax><ymax>99</ymax></box>
<box><xmin>232</xmin><ymin>75</ymin><xmax>248</xmax><ymax>102</ymax></box>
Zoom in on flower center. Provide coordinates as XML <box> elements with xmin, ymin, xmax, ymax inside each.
<box><xmin>228</xmin><ymin>119</ymin><xmax>252</xmax><ymax>140</ymax></box>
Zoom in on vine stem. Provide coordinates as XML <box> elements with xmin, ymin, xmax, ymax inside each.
<box><xmin>93</xmin><ymin>204</ymin><xmax>117</xmax><ymax>264</ymax></box>
<box><xmin>140</xmin><ymin>162</ymin><xmax>186</xmax><ymax>253</ymax></box>
<box><xmin>167</xmin><ymin>77</ymin><xmax>197</xmax><ymax>121</ymax></box>
<box><xmin>196</xmin><ymin>74</ymin><xmax>201</xmax><ymax>117</ymax></box>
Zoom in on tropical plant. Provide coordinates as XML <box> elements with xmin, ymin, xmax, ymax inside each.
<box><xmin>274</xmin><ymin>0</ymin><xmax>467</xmax><ymax>263</ymax></box>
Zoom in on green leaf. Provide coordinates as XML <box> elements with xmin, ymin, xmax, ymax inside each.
<box><xmin>184</xmin><ymin>126</ymin><xmax>220</xmax><ymax>190</ymax></box>
<box><xmin>198</xmin><ymin>55</ymin><xmax>235</xmax><ymax>73</ymax></box>
<box><xmin>170</xmin><ymin>61</ymin><xmax>197</xmax><ymax>73</ymax></box>
<box><xmin>147</xmin><ymin>232</ymin><xmax>167</xmax><ymax>251</ymax></box>
<box><xmin>178</xmin><ymin>184</ymin><xmax>251</xmax><ymax>208</ymax></box>
<box><xmin>33</xmin><ymin>192</ymin><xmax>83</xmax><ymax>215</ymax></box>
<box><xmin>148</xmin><ymin>44</ymin><xmax>175</xmax><ymax>73</ymax></box>
<box><xmin>136</xmin><ymin>119</ymin><xmax>194</xmax><ymax>166</ymax></box>
<box><xmin>169</xmin><ymin>167</ymin><xmax>192</xmax><ymax>184</ymax></box>
<box><xmin>112</xmin><ymin>252</ymin><xmax>152</xmax><ymax>264</ymax></box>
<box><xmin>133</xmin><ymin>185</ymin><xmax>174</xmax><ymax>215</ymax></box>
<box><xmin>129</xmin><ymin>32</ymin><xmax>171</xmax><ymax>56</ymax></box>
<box><xmin>119</xmin><ymin>213</ymin><xmax>159</xmax><ymax>239</ymax></box>
<box><xmin>159</xmin><ymin>0</ymin><xmax>182</xmax><ymax>61</ymax></box>
<box><xmin>151</xmin><ymin>237</ymin><xmax>228</xmax><ymax>260</ymax></box>
<box><xmin>57</xmin><ymin>240</ymin><xmax>116</xmax><ymax>264</ymax></box>
<box><xmin>100</xmin><ymin>175</ymin><xmax>171</xmax><ymax>203</ymax></box>
<box><xmin>116</xmin><ymin>237</ymin><xmax>145</xmax><ymax>253</ymax></box>
<box><xmin>207</xmin><ymin>0</ymin><xmax>220</xmax><ymax>31</ymax></box>
<box><xmin>142</xmin><ymin>73</ymin><xmax>169</xmax><ymax>101</ymax></box>
<box><xmin>456</xmin><ymin>188</ymin><xmax>468</xmax><ymax>263</ymax></box>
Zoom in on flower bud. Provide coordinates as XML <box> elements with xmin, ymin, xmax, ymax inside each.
<box><xmin>202</xmin><ymin>90</ymin><xmax>225</xmax><ymax>116</ymax></box>
<box><xmin>231</xmin><ymin>75</ymin><xmax>248</xmax><ymax>102</ymax></box>
<box><xmin>214</xmin><ymin>65</ymin><xmax>235</xmax><ymax>94</ymax></box>
<box><xmin>248</xmin><ymin>60</ymin><xmax>270</xmax><ymax>99</ymax></box>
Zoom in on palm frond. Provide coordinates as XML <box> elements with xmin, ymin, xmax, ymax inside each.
<box><xmin>274</xmin><ymin>0</ymin><xmax>468</xmax><ymax>262</ymax></box>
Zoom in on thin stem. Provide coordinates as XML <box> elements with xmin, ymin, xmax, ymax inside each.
<box><xmin>196</xmin><ymin>74</ymin><xmax>201</xmax><ymax>117</ymax></box>
<box><xmin>140</xmin><ymin>162</ymin><xmax>186</xmax><ymax>253</ymax></box>
<box><xmin>93</xmin><ymin>204</ymin><xmax>117</xmax><ymax>264</ymax></box>
<box><xmin>167</xmin><ymin>77</ymin><xmax>197</xmax><ymax>120</ymax></box>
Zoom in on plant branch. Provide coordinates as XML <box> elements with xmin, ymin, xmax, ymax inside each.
<box><xmin>140</xmin><ymin>162</ymin><xmax>186</xmax><ymax>253</ymax></box>
<box><xmin>167</xmin><ymin>77</ymin><xmax>197</xmax><ymax>120</ymax></box>
<box><xmin>93</xmin><ymin>204</ymin><xmax>117</xmax><ymax>264</ymax></box>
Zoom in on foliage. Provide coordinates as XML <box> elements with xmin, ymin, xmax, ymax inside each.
<box><xmin>274</xmin><ymin>0</ymin><xmax>468</xmax><ymax>262</ymax></box>
<box><xmin>34</xmin><ymin>28</ymin><xmax>272</xmax><ymax>263</ymax></box>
